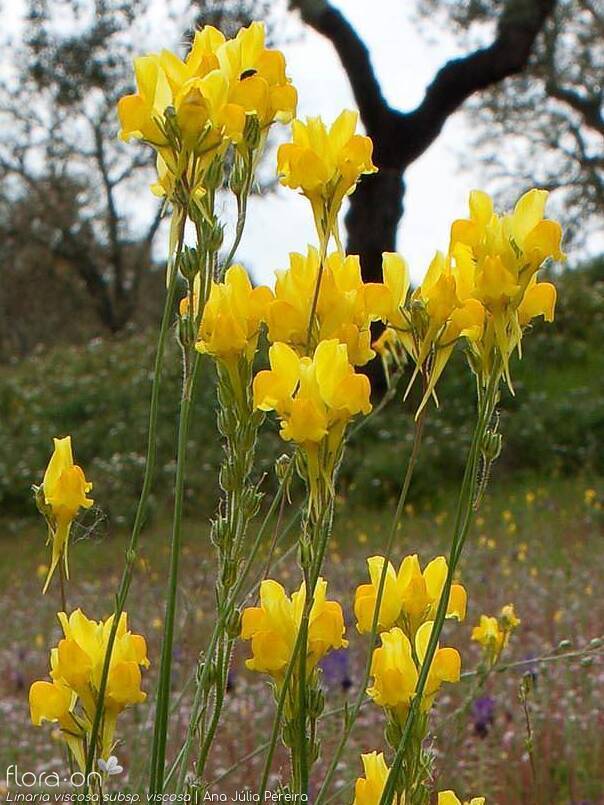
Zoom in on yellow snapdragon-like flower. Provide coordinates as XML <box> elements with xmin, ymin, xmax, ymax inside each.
<box><xmin>450</xmin><ymin>189</ymin><xmax>563</xmax><ymax>386</ymax></box>
<box><xmin>266</xmin><ymin>247</ymin><xmax>392</xmax><ymax>365</ymax></box>
<box><xmin>472</xmin><ymin>603</ymin><xmax>521</xmax><ymax>666</ymax></box>
<box><xmin>254</xmin><ymin>339</ymin><xmax>371</xmax><ymax>503</ymax></box>
<box><xmin>240</xmin><ymin>577</ymin><xmax>347</xmax><ymax>681</ymax></box>
<box><xmin>438</xmin><ymin>791</ymin><xmax>486</xmax><ymax>805</ymax></box>
<box><xmin>29</xmin><ymin>609</ymin><xmax>149</xmax><ymax>767</ymax></box>
<box><xmin>367</xmin><ymin>623</ymin><xmax>460</xmax><ymax>720</ymax></box>
<box><xmin>378</xmin><ymin>249</ymin><xmax>485</xmax><ymax>415</ymax></box>
<box><xmin>118</xmin><ymin>22</ymin><xmax>295</xmax><ymax>198</ymax></box>
<box><xmin>277</xmin><ymin>110</ymin><xmax>376</xmax><ymax>244</ymax></box>
<box><xmin>353</xmin><ymin>752</ymin><xmax>401</xmax><ymax>805</ymax></box>
<box><xmin>195</xmin><ymin>264</ymin><xmax>273</xmax><ymax>366</ymax></box>
<box><xmin>354</xmin><ymin>554</ymin><xmax>466</xmax><ymax>637</ymax></box>
<box><xmin>38</xmin><ymin>436</ymin><xmax>93</xmax><ymax>594</ymax></box>
<box><xmin>217</xmin><ymin>21</ymin><xmax>297</xmax><ymax>128</ymax></box>
<box><xmin>253</xmin><ymin>339</ymin><xmax>371</xmax><ymax>446</ymax></box>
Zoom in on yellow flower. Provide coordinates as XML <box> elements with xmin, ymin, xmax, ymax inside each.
<box><xmin>471</xmin><ymin>615</ymin><xmax>504</xmax><ymax>655</ymax></box>
<box><xmin>217</xmin><ymin>21</ymin><xmax>297</xmax><ymax>128</ymax></box>
<box><xmin>196</xmin><ymin>264</ymin><xmax>273</xmax><ymax>365</ymax></box>
<box><xmin>407</xmin><ymin>250</ymin><xmax>485</xmax><ymax>414</ymax></box>
<box><xmin>472</xmin><ymin>604</ymin><xmax>520</xmax><ymax>666</ymax></box>
<box><xmin>353</xmin><ymin>752</ymin><xmax>400</xmax><ymax>805</ymax></box>
<box><xmin>39</xmin><ymin>436</ymin><xmax>93</xmax><ymax>594</ymax></box>
<box><xmin>266</xmin><ymin>247</ymin><xmax>391</xmax><ymax>365</ymax></box>
<box><xmin>438</xmin><ymin>791</ymin><xmax>485</xmax><ymax>805</ymax></box>
<box><xmin>29</xmin><ymin>609</ymin><xmax>149</xmax><ymax>766</ymax></box>
<box><xmin>117</xmin><ymin>55</ymin><xmax>173</xmax><ymax>146</ymax></box>
<box><xmin>449</xmin><ymin>189</ymin><xmax>563</xmax><ymax>387</ymax></box>
<box><xmin>367</xmin><ymin>623</ymin><xmax>460</xmax><ymax>719</ymax></box>
<box><xmin>277</xmin><ymin>110</ymin><xmax>376</xmax><ymax>243</ymax></box>
<box><xmin>240</xmin><ymin>577</ymin><xmax>347</xmax><ymax>681</ymax></box>
<box><xmin>118</xmin><ymin>23</ymin><xmax>295</xmax><ymax>200</ymax></box>
<box><xmin>253</xmin><ymin>339</ymin><xmax>371</xmax><ymax>447</ymax></box>
<box><xmin>354</xmin><ymin>554</ymin><xmax>466</xmax><ymax>636</ymax></box>
<box><xmin>500</xmin><ymin>603</ymin><xmax>521</xmax><ymax>630</ymax></box>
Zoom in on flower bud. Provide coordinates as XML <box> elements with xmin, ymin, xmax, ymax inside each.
<box><xmin>226</xmin><ymin>608</ymin><xmax>242</xmax><ymax>640</ymax></box>
<box><xmin>243</xmin><ymin>114</ymin><xmax>261</xmax><ymax>151</ymax></box>
<box><xmin>204</xmin><ymin>154</ymin><xmax>225</xmax><ymax>192</ymax></box>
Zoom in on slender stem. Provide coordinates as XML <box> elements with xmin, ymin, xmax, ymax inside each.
<box><xmin>196</xmin><ymin>636</ymin><xmax>231</xmax><ymax>777</ymax></box>
<box><xmin>378</xmin><ymin>372</ymin><xmax>500</xmax><ymax>805</ymax></box>
<box><xmin>221</xmin><ymin>157</ymin><xmax>252</xmax><ymax>276</ymax></box>
<box><xmin>173</xmin><ymin>461</ymin><xmax>295</xmax><ymax>792</ymax></box>
<box><xmin>315</xmin><ymin>411</ymin><xmax>426</xmax><ymax>804</ymax></box>
<box><xmin>304</xmin><ymin>234</ymin><xmax>330</xmax><ymax>353</ymax></box>
<box><xmin>83</xmin><ymin>221</ymin><xmax>184</xmax><ymax>785</ymax></box>
<box><xmin>149</xmin><ymin>352</ymin><xmax>202</xmax><ymax>794</ymax></box>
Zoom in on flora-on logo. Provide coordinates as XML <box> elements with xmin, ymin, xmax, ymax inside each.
<box><xmin>98</xmin><ymin>756</ymin><xmax>123</xmax><ymax>776</ymax></box>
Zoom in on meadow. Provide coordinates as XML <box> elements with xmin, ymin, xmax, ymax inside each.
<box><xmin>1</xmin><ymin>257</ymin><xmax>603</xmax><ymax>803</ymax></box>
<box><xmin>2</xmin><ymin>473</ymin><xmax>602</xmax><ymax>803</ymax></box>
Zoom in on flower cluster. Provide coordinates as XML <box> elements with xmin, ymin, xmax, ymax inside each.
<box><xmin>374</xmin><ymin>189</ymin><xmax>564</xmax><ymax>412</ymax></box>
<box><xmin>354</xmin><ymin>554</ymin><xmax>466</xmax><ymax>636</ymax></box>
<box><xmin>263</xmin><ymin>248</ymin><xmax>407</xmax><ymax>366</ymax></box>
<box><xmin>472</xmin><ymin>603</ymin><xmax>521</xmax><ymax>667</ymax></box>
<box><xmin>29</xmin><ymin>609</ymin><xmax>149</xmax><ymax>768</ymax></box>
<box><xmin>352</xmin><ymin>755</ymin><xmax>486</xmax><ymax>804</ymax></box>
<box><xmin>277</xmin><ymin>110</ymin><xmax>376</xmax><ymax>246</ymax></box>
<box><xmin>240</xmin><ymin>578</ymin><xmax>347</xmax><ymax>682</ymax></box>
<box><xmin>118</xmin><ymin>22</ymin><xmax>296</xmax><ymax>201</ymax></box>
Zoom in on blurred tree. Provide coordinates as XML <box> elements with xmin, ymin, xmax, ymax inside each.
<box><xmin>420</xmin><ymin>0</ymin><xmax>603</xmax><ymax>243</ymax></box>
<box><xmin>0</xmin><ymin>0</ymin><xmax>268</xmax><ymax>354</ymax></box>
<box><xmin>288</xmin><ymin>0</ymin><xmax>558</xmax><ymax>279</ymax></box>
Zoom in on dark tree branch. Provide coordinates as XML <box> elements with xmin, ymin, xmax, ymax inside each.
<box><xmin>398</xmin><ymin>0</ymin><xmax>557</xmax><ymax>165</ymax></box>
<box><xmin>290</xmin><ymin>0</ymin><xmax>557</xmax><ymax>169</ymax></box>
<box><xmin>289</xmin><ymin>0</ymin><xmax>392</xmax><ymax>134</ymax></box>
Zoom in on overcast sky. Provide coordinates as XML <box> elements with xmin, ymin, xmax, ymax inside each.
<box><xmin>3</xmin><ymin>0</ymin><xmax>599</xmax><ymax>285</ymax></box>
<box><xmin>242</xmin><ymin>0</ymin><xmax>477</xmax><ymax>285</ymax></box>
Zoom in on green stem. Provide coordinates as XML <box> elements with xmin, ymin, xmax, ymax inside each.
<box><xmin>83</xmin><ymin>223</ymin><xmax>184</xmax><ymax>785</ymax></box>
<box><xmin>196</xmin><ymin>636</ymin><xmax>232</xmax><ymax>777</ymax></box>
<box><xmin>315</xmin><ymin>411</ymin><xmax>426</xmax><ymax>804</ymax></box>
<box><xmin>378</xmin><ymin>371</ymin><xmax>500</xmax><ymax>805</ymax></box>
<box><xmin>149</xmin><ymin>351</ymin><xmax>202</xmax><ymax>794</ymax></box>
<box><xmin>173</xmin><ymin>461</ymin><xmax>295</xmax><ymax>792</ymax></box>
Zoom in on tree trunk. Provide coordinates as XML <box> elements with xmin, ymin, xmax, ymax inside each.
<box><xmin>345</xmin><ymin>168</ymin><xmax>405</xmax><ymax>282</ymax></box>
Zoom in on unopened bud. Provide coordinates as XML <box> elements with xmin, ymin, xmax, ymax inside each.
<box><xmin>243</xmin><ymin>114</ymin><xmax>261</xmax><ymax>150</ymax></box>
<box><xmin>482</xmin><ymin>430</ymin><xmax>503</xmax><ymax>462</ymax></box>
<box><xmin>204</xmin><ymin>155</ymin><xmax>224</xmax><ymax>192</ymax></box>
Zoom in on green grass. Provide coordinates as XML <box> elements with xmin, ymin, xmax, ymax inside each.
<box><xmin>1</xmin><ymin>475</ymin><xmax>602</xmax><ymax>803</ymax></box>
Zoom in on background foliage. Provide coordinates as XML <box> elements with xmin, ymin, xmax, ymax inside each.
<box><xmin>2</xmin><ymin>259</ymin><xmax>602</xmax><ymax>527</ymax></box>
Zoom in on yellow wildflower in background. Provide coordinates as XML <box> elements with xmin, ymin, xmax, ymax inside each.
<box><xmin>438</xmin><ymin>791</ymin><xmax>485</xmax><ymax>805</ymax></box>
<box><xmin>367</xmin><ymin>622</ymin><xmax>460</xmax><ymax>720</ymax></box>
<box><xmin>354</xmin><ymin>554</ymin><xmax>466</xmax><ymax>636</ymax></box>
<box><xmin>36</xmin><ymin>436</ymin><xmax>93</xmax><ymax>594</ymax></box>
<box><xmin>472</xmin><ymin>603</ymin><xmax>520</xmax><ymax>666</ymax></box>
<box><xmin>277</xmin><ymin>110</ymin><xmax>376</xmax><ymax>245</ymax></box>
<box><xmin>240</xmin><ymin>578</ymin><xmax>347</xmax><ymax>681</ymax></box>
<box><xmin>29</xmin><ymin>609</ymin><xmax>149</xmax><ymax>766</ymax></box>
<box><xmin>353</xmin><ymin>752</ymin><xmax>400</xmax><ymax>805</ymax></box>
